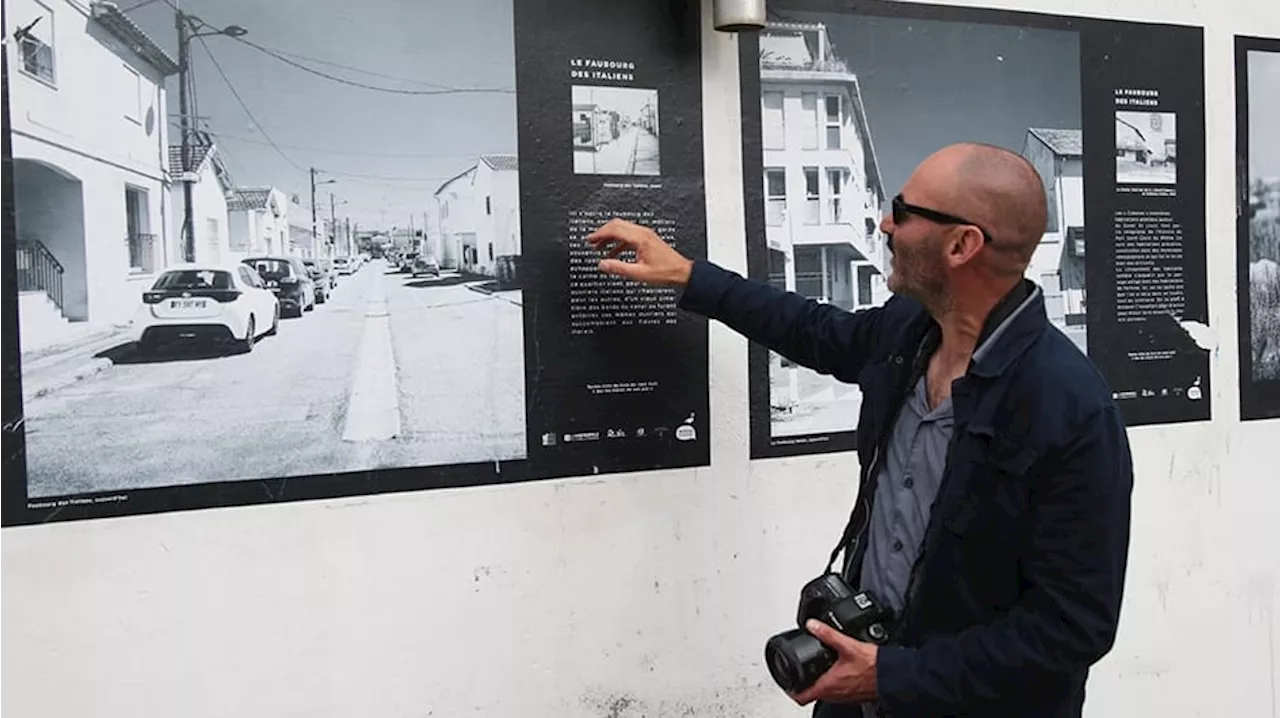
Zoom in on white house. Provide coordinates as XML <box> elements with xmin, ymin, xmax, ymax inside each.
<box><xmin>168</xmin><ymin>135</ymin><xmax>234</xmax><ymax>265</ymax></box>
<box><xmin>472</xmin><ymin>154</ymin><xmax>521</xmax><ymax>282</ymax></box>
<box><xmin>758</xmin><ymin>21</ymin><xmax>890</xmax><ymax>314</ymax></box>
<box><xmin>433</xmin><ymin>164</ymin><xmax>478</xmax><ymax>272</ymax></box>
<box><xmin>430</xmin><ymin>154</ymin><xmax>521</xmax><ymax>280</ymax></box>
<box><xmin>8</xmin><ymin>0</ymin><xmax>178</xmax><ymax>350</ymax></box>
<box><xmin>226</xmin><ymin>187</ymin><xmax>290</xmax><ymax>259</ymax></box>
<box><xmin>1021</xmin><ymin>127</ymin><xmax>1087</xmax><ymax>352</ymax></box>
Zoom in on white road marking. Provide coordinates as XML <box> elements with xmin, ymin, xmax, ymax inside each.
<box><xmin>341</xmin><ymin>269</ymin><xmax>401</xmax><ymax>442</ymax></box>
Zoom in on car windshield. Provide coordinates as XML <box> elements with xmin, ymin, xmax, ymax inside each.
<box><xmin>152</xmin><ymin>269</ymin><xmax>233</xmax><ymax>290</ymax></box>
<box><xmin>247</xmin><ymin>259</ymin><xmax>292</xmax><ymax>279</ymax></box>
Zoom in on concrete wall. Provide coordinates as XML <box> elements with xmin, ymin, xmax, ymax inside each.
<box><xmin>2</xmin><ymin>0</ymin><xmax>1278</xmax><ymax>717</ymax></box>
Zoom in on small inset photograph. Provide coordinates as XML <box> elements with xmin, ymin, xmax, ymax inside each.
<box><xmin>1115</xmin><ymin>110</ymin><xmax>1177</xmax><ymax>185</ymax></box>
<box><xmin>571</xmin><ymin>85</ymin><xmax>660</xmax><ymax>176</ymax></box>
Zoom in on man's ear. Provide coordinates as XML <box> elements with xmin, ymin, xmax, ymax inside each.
<box><xmin>946</xmin><ymin>227</ymin><xmax>984</xmax><ymax>267</ymax></box>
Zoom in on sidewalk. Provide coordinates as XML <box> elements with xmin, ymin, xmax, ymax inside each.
<box><xmin>19</xmin><ymin>324</ymin><xmax>134</xmax><ymax>403</ymax></box>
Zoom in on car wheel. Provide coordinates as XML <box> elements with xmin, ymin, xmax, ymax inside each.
<box><xmin>240</xmin><ymin>316</ymin><xmax>256</xmax><ymax>354</ymax></box>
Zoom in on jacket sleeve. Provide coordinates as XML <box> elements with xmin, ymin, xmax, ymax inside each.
<box><xmin>874</xmin><ymin>403</ymin><xmax>1135</xmax><ymax>716</ymax></box>
<box><xmin>677</xmin><ymin>259</ymin><xmax>891</xmax><ymax>383</ymax></box>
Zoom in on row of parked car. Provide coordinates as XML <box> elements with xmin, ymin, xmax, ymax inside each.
<box><xmin>131</xmin><ymin>253</ymin><xmax>368</xmax><ymax>355</ymax></box>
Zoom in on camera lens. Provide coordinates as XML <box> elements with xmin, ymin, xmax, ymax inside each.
<box><xmin>763</xmin><ymin>628</ymin><xmax>836</xmax><ymax>693</ymax></box>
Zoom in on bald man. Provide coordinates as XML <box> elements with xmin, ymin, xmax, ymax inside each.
<box><xmin>586</xmin><ymin>143</ymin><xmax>1133</xmax><ymax>718</ymax></box>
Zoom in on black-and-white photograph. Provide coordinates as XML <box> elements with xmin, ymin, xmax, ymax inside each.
<box><xmin>6</xmin><ymin>0</ymin><xmax>527</xmax><ymax>499</ymax></box>
<box><xmin>1246</xmin><ymin>51</ymin><xmax>1280</xmax><ymax>382</ymax></box>
<box><xmin>571</xmin><ymin>85</ymin><xmax>660</xmax><ymax>176</ymax></box>
<box><xmin>1115</xmin><ymin>110</ymin><xmax>1178</xmax><ymax>185</ymax></box>
<box><xmin>748</xmin><ymin>11</ymin><xmax>1083</xmax><ymax>444</ymax></box>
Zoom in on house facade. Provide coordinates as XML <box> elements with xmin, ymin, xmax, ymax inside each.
<box><xmin>433</xmin><ymin>165</ymin><xmax>478</xmax><ymax>272</ymax></box>
<box><xmin>226</xmin><ymin>187</ymin><xmax>290</xmax><ymax>259</ymax></box>
<box><xmin>471</xmin><ymin>154</ymin><xmax>521</xmax><ymax>282</ymax></box>
<box><xmin>758</xmin><ymin>21</ymin><xmax>890</xmax><ymax>314</ymax></box>
<box><xmin>168</xmin><ymin>137</ymin><xmax>234</xmax><ymax>265</ymax></box>
<box><xmin>1021</xmin><ymin>127</ymin><xmax>1087</xmax><ymax>352</ymax></box>
<box><xmin>8</xmin><ymin>0</ymin><xmax>178</xmax><ymax>349</ymax></box>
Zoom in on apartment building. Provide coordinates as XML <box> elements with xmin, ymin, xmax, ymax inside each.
<box><xmin>758</xmin><ymin>21</ymin><xmax>890</xmax><ymax>313</ymax></box>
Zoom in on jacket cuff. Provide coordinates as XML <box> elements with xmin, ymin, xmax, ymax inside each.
<box><xmin>676</xmin><ymin>259</ymin><xmax>735</xmax><ymax>316</ymax></box>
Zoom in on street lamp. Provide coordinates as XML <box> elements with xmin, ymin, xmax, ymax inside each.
<box><xmin>177</xmin><ymin>13</ymin><xmax>248</xmax><ymax>263</ymax></box>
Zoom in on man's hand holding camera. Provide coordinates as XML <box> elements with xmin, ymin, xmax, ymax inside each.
<box><xmin>788</xmin><ymin>619</ymin><xmax>879</xmax><ymax>706</ymax></box>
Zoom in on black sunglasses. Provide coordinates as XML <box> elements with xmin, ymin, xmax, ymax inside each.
<box><xmin>891</xmin><ymin>194</ymin><xmax>993</xmax><ymax>244</ymax></box>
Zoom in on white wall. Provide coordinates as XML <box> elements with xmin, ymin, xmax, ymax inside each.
<box><xmin>170</xmin><ymin>162</ymin><xmax>231</xmax><ymax>266</ymax></box>
<box><xmin>2</xmin><ymin>0</ymin><xmax>1278</xmax><ymax>716</ymax></box>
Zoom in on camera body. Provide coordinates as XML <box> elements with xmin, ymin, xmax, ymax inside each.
<box><xmin>763</xmin><ymin>573</ymin><xmax>894</xmax><ymax>694</ymax></box>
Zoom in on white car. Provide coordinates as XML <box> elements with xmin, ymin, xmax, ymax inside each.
<box><xmin>132</xmin><ymin>264</ymin><xmax>280</xmax><ymax>354</ymax></box>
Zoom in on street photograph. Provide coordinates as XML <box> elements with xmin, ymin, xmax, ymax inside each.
<box><xmin>572</xmin><ymin>85</ymin><xmax>661</xmax><ymax>176</ymax></box>
<box><xmin>750</xmin><ymin>11</ymin><xmax>1083</xmax><ymax>442</ymax></box>
<box><xmin>7</xmin><ymin>0</ymin><xmax>528</xmax><ymax>497</ymax></box>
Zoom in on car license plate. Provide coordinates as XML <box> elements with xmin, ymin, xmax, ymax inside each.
<box><xmin>170</xmin><ymin>298</ymin><xmax>208</xmax><ymax>310</ymax></box>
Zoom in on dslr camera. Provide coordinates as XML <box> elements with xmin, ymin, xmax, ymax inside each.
<box><xmin>763</xmin><ymin>573</ymin><xmax>893</xmax><ymax>693</ymax></box>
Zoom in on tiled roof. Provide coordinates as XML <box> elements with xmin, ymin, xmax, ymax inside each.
<box><xmin>89</xmin><ymin>1</ymin><xmax>180</xmax><ymax>76</ymax></box>
<box><xmin>227</xmin><ymin>188</ymin><xmax>274</xmax><ymax>211</ymax></box>
<box><xmin>1028</xmin><ymin>128</ymin><xmax>1083</xmax><ymax>157</ymax></box>
<box><xmin>480</xmin><ymin>154</ymin><xmax>518</xmax><ymax>172</ymax></box>
<box><xmin>168</xmin><ymin>144</ymin><xmax>214</xmax><ymax>175</ymax></box>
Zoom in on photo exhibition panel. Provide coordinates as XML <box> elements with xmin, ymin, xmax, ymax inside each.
<box><xmin>738</xmin><ymin>0</ymin><xmax>1210</xmax><ymax>459</ymax></box>
<box><xmin>1236</xmin><ymin>35</ymin><xmax>1280</xmax><ymax>421</ymax></box>
<box><xmin>0</xmin><ymin>0</ymin><xmax>709</xmax><ymax>526</ymax></box>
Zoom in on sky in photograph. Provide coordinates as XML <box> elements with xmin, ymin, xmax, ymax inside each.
<box><xmin>127</xmin><ymin>0</ymin><xmax>517</xmax><ymax>232</ymax></box>
<box><xmin>777</xmin><ymin>11</ymin><xmax>1082</xmax><ymax>201</ymax></box>
<box><xmin>1248</xmin><ymin>50</ymin><xmax>1280</xmax><ymax>180</ymax></box>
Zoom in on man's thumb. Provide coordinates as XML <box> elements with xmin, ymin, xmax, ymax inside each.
<box><xmin>598</xmin><ymin>258</ymin><xmax>649</xmax><ymax>281</ymax></box>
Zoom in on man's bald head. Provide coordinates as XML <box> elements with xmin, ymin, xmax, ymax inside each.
<box><xmin>912</xmin><ymin>142</ymin><xmax>1049</xmax><ymax>276</ymax></box>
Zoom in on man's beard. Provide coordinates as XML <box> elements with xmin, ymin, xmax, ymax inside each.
<box><xmin>887</xmin><ymin>235</ymin><xmax>951</xmax><ymax>312</ymax></box>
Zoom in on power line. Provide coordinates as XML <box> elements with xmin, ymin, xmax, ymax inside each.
<box><xmin>317</xmin><ymin>168</ymin><xmax>451</xmax><ymax>183</ymax></box>
<box><xmin>206</xmin><ymin>130</ymin><xmax>486</xmax><ymax>160</ymax></box>
<box><xmin>196</xmin><ymin>35</ymin><xmax>306</xmax><ymax>174</ymax></box>
<box><xmin>250</xmin><ymin>47</ymin><xmax>459</xmax><ymax>91</ymax></box>
<box><xmin>233</xmin><ymin>38</ymin><xmax>514</xmax><ymax>96</ymax></box>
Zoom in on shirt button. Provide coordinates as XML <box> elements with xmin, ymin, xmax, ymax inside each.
<box><xmin>892</xmin><ymin>539</ymin><xmax>904</xmax><ymax>551</ymax></box>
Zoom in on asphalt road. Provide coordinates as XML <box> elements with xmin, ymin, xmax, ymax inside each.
<box><xmin>23</xmin><ymin>259</ymin><xmax>527</xmax><ymax>498</ymax></box>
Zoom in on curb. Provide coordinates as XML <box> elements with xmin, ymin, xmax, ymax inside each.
<box><xmin>20</xmin><ymin>328</ymin><xmax>133</xmax><ymax>403</ymax></box>
<box><xmin>23</xmin><ymin>357</ymin><xmax>113</xmax><ymax>402</ymax></box>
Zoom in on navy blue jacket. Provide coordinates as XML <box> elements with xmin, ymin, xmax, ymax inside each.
<box><xmin>677</xmin><ymin>259</ymin><xmax>1134</xmax><ymax>718</ymax></box>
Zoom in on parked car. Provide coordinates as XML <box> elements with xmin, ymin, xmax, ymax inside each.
<box><xmin>399</xmin><ymin>252</ymin><xmax>419</xmax><ymax>273</ymax></box>
<box><xmin>132</xmin><ymin>264</ymin><xmax>279</xmax><ymax>354</ymax></box>
<box><xmin>332</xmin><ymin>256</ymin><xmax>354</xmax><ymax>275</ymax></box>
<box><xmin>242</xmin><ymin>256</ymin><xmax>316</xmax><ymax>317</ymax></box>
<box><xmin>315</xmin><ymin>258</ymin><xmax>338</xmax><ymax>289</ymax></box>
<box><xmin>411</xmin><ymin>254</ymin><xmax>440</xmax><ymax>278</ymax></box>
<box><xmin>301</xmin><ymin>259</ymin><xmax>331</xmax><ymax>303</ymax></box>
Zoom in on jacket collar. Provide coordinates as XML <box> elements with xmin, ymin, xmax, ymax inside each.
<box><xmin>910</xmin><ymin>278</ymin><xmax>1047</xmax><ymax>380</ymax></box>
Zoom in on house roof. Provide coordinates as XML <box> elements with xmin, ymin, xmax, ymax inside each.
<box><xmin>1027</xmin><ymin>128</ymin><xmax>1083</xmax><ymax>157</ymax></box>
<box><xmin>434</xmin><ymin>165</ymin><xmax>478</xmax><ymax>196</ymax></box>
<box><xmin>89</xmin><ymin>1</ymin><xmax>180</xmax><ymax>76</ymax></box>
<box><xmin>168</xmin><ymin>144</ymin><xmax>214</xmax><ymax>176</ymax></box>
<box><xmin>480</xmin><ymin>154</ymin><xmax>518</xmax><ymax>172</ymax></box>
<box><xmin>227</xmin><ymin>188</ymin><xmax>276</xmax><ymax>211</ymax></box>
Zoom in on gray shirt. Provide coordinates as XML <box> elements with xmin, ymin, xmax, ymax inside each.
<box><xmin>858</xmin><ymin>375</ymin><xmax>955</xmax><ymax>617</ymax></box>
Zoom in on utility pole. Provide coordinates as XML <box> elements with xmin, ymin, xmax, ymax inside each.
<box><xmin>173</xmin><ymin>10</ymin><xmax>246</xmax><ymax>263</ymax></box>
<box><xmin>177</xmin><ymin>12</ymin><xmax>195</xmax><ymax>263</ymax></box>
<box><xmin>329</xmin><ymin>192</ymin><xmax>337</xmax><ymax>254</ymax></box>
<box><xmin>310</xmin><ymin>166</ymin><xmax>318</xmax><ymax>254</ymax></box>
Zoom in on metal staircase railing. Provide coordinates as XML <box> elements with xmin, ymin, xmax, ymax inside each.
<box><xmin>16</xmin><ymin>239</ymin><xmax>65</xmax><ymax>314</ymax></box>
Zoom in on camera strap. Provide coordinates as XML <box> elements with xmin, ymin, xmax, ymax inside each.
<box><xmin>822</xmin><ymin>330</ymin><xmax>936</xmax><ymax>578</ymax></box>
